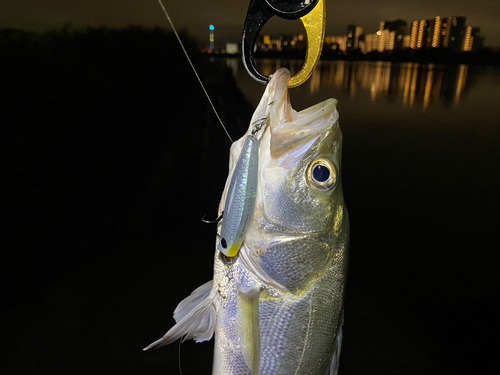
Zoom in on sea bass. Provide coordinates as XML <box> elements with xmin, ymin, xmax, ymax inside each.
<box><xmin>145</xmin><ymin>68</ymin><xmax>349</xmax><ymax>375</ymax></box>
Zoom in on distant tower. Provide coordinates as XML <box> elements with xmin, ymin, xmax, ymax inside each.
<box><xmin>209</xmin><ymin>24</ymin><xmax>215</xmax><ymax>52</ymax></box>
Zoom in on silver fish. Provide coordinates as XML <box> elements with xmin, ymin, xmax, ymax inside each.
<box><xmin>145</xmin><ymin>68</ymin><xmax>349</xmax><ymax>375</ymax></box>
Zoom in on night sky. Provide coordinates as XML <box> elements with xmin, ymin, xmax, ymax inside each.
<box><xmin>1</xmin><ymin>0</ymin><xmax>500</xmax><ymax>47</ymax></box>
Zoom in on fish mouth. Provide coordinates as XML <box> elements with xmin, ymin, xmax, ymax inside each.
<box><xmin>249</xmin><ymin>67</ymin><xmax>338</xmax><ymax>166</ymax></box>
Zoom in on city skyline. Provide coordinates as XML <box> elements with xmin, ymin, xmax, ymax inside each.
<box><xmin>252</xmin><ymin>15</ymin><xmax>484</xmax><ymax>56</ymax></box>
<box><xmin>1</xmin><ymin>0</ymin><xmax>499</xmax><ymax>47</ymax></box>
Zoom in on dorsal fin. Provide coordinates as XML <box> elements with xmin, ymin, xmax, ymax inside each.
<box><xmin>143</xmin><ymin>280</ymin><xmax>216</xmax><ymax>350</ymax></box>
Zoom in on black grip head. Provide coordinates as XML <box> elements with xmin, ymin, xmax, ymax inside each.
<box><xmin>241</xmin><ymin>0</ymin><xmax>320</xmax><ymax>84</ymax></box>
<box><xmin>265</xmin><ymin>0</ymin><xmax>319</xmax><ymax>20</ymax></box>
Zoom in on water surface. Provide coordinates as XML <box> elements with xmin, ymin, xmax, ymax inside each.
<box><xmin>227</xmin><ymin>59</ymin><xmax>499</xmax><ymax>118</ymax></box>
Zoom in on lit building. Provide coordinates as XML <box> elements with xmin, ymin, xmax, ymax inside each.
<box><xmin>423</xmin><ymin>19</ymin><xmax>435</xmax><ymax>48</ymax></box>
<box><xmin>378</xmin><ymin>29</ymin><xmax>395</xmax><ymax>52</ymax></box>
<box><xmin>448</xmin><ymin>16</ymin><xmax>466</xmax><ymax>52</ymax></box>
<box><xmin>403</xmin><ymin>35</ymin><xmax>411</xmax><ymax>49</ymax></box>
<box><xmin>463</xmin><ymin>26</ymin><xmax>473</xmax><ymax>51</ymax></box>
<box><xmin>433</xmin><ymin>16</ymin><xmax>466</xmax><ymax>50</ymax></box>
<box><xmin>360</xmin><ymin>33</ymin><xmax>379</xmax><ymax>53</ymax></box>
<box><xmin>256</xmin><ymin>35</ymin><xmax>283</xmax><ymax>51</ymax></box>
<box><xmin>358</xmin><ymin>22</ymin><xmax>393</xmax><ymax>54</ymax></box>
<box><xmin>471</xmin><ymin>27</ymin><xmax>483</xmax><ymax>51</ymax></box>
<box><xmin>359</xmin><ymin>29</ymin><xmax>394</xmax><ymax>54</ymax></box>
<box><xmin>354</xmin><ymin>26</ymin><xmax>363</xmax><ymax>49</ymax></box>
<box><xmin>432</xmin><ymin>16</ymin><xmax>441</xmax><ymax>48</ymax></box>
<box><xmin>382</xmin><ymin>20</ymin><xmax>407</xmax><ymax>49</ymax></box>
<box><xmin>358</xmin><ymin>39</ymin><xmax>365</xmax><ymax>53</ymax></box>
<box><xmin>294</xmin><ymin>34</ymin><xmax>307</xmax><ymax>50</ymax></box>
<box><xmin>280</xmin><ymin>35</ymin><xmax>295</xmax><ymax>50</ymax></box>
<box><xmin>347</xmin><ymin>25</ymin><xmax>363</xmax><ymax>50</ymax></box>
<box><xmin>325</xmin><ymin>36</ymin><xmax>348</xmax><ymax>52</ymax></box>
<box><xmin>411</xmin><ymin>18</ymin><xmax>435</xmax><ymax>49</ymax></box>
<box><xmin>440</xmin><ymin>17</ymin><xmax>452</xmax><ymax>48</ymax></box>
<box><xmin>410</xmin><ymin>20</ymin><xmax>419</xmax><ymax>49</ymax></box>
<box><xmin>416</xmin><ymin>19</ymin><xmax>428</xmax><ymax>49</ymax></box>
<box><xmin>271</xmin><ymin>38</ymin><xmax>282</xmax><ymax>51</ymax></box>
<box><xmin>378</xmin><ymin>22</ymin><xmax>387</xmax><ymax>52</ymax></box>
<box><xmin>225</xmin><ymin>43</ymin><xmax>239</xmax><ymax>54</ymax></box>
<box><xmin>410</xmin><ymin>15</ymin><xmax>467</xmax><ymax>51</ymax></box>
<box><xmin>463</xmin><ymin>27</ymin><xmax>482</xmax><ymax>51</ymax></box>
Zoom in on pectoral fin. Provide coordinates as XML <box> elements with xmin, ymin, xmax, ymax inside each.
<box><xmin>239</xmin><ymin>244</ymin><xmax>288</xmax><ymax>297</ymax></box>
<box><xmin>237</xmin><ymin>289</ymin><xmax>260</xmax><ymax>374</ymax></box>
<box><xmin>143</xmin><ymin>280</ymin><xmax>216</xmax><ymax>350</ymax></box>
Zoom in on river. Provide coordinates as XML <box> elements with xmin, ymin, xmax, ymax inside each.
<box><xmin>226</xmin><ymin>58</ymin><xmax>499</xmax><ymax>115</ymax></box>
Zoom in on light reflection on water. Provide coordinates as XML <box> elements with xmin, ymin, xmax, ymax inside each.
<box><xmin>226</xmin><ymin>58</ymin><xmax>471</xmax><ymax>111</ymax></box>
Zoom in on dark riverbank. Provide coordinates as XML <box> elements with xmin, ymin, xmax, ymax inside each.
<box><xmin>212</xmin><ymin>46</ymin><xmax>500</xmax><ymax>66</ymax></box>
<box><xmin>1</xmin><ymin>27</ymin><xmax>253</xmax><ymax>374</ymax></box>
<box><xmin>1</xmin><ymin>27</ymin><xmax>498</xmax><ymax>375</ymax></box>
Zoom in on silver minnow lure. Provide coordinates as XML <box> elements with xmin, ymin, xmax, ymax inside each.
<box><xmin>217</xmin><ymin>134</ymin><xmax>259</xmax><ymax>257</ymax></box>
<box><xmin>145</xmin><ymin>68</ymin><xmax>349</xmax><ymax>375</ymax></box>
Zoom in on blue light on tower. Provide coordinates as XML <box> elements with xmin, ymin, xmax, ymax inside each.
<box><xmin>209</xmin><ymin>24</ymin><xmax>215</xmax><ymax>52</ymax></box>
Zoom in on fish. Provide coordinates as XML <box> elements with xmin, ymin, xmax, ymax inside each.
<box><xmin>144</xmin><ymin>67</ymin><xmax>349</xmax><ymax>375</ymax></box>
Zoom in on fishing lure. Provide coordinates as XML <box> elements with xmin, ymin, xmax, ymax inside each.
<box><xmin>217</xmin><ymin>134</ymin><xmax>259</xmax><ymax>257</ymax></box>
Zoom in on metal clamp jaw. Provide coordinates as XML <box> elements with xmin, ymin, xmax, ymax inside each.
<box><xmin>242</xmin><ymin>0</ymin><xmax>326</xmax><ymax>88</ymax></box>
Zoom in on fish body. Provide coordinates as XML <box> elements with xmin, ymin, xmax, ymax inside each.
<box><xmin>145</xmin><ymin>68</ymin><xmax>349</xmax><ymax>375</ymax></box>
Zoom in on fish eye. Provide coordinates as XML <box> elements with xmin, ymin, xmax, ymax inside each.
<box><xmin>313</xmin><ymin>164</ymin><xmax>329</xmax><ymax>182</ymax></box>
<box><xmin>307</xmin><ymin>158</ymin><xmax>338</xmax><ymax>191</ymax></box>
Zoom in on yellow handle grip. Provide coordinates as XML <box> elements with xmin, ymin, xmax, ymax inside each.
<box><xmin>288</xmin><ymin>0</ymin><xmax>326</xmax><ymax>88</ymax></box>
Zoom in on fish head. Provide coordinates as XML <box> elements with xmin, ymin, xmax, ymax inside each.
<box><xmin>219</xmin><ymin>67</ymin><xmax>347</xmax><ymax>264</ymax></box>
<box><xmin>253</xmin><ymin>68</ymin><xmax>345</xmax><ymax>235</ymax></box>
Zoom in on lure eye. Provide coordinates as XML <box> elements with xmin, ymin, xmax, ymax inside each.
<box><xmin>220</xmin><ymin>238</ymin><xmax>227</xmax><ymax>249</ymax></box>
<box><xmin>307</xmin><ymin>158</ymin><xmax>338</xmax><ymax>191</ymax></box>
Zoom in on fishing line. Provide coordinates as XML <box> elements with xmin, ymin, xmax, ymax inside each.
<box><xmin>156</xmin><ymin>0</ymin><xmax>233</xmax><ymax>143</ymax></box>
<box><xmin>177</xmin><ymin>338</ymin><xmax>183</xmax><ymax>375</ymax></box>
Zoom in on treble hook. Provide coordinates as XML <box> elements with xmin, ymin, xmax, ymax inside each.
<box><xmin>242</xmin><ymin>0</ymin><xmax>326</xmax><ymax>88</ymax></box>
<box><xmin>201</xmin><ymin>211</ymin><xmax>223</xmax><ymax>224</ymax></box>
